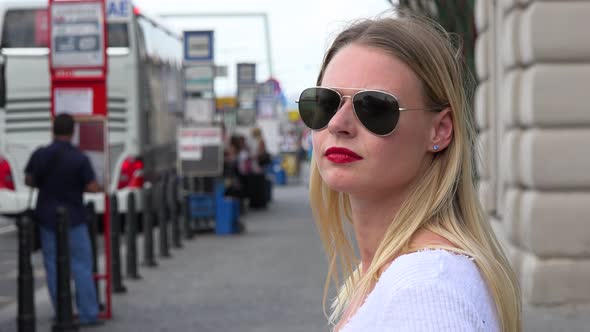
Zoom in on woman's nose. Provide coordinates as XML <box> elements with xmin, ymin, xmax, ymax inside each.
<box><xmin>327</xmin><ymin>97</ymin><xmax>357</xmax><ymax>137</ymax></box>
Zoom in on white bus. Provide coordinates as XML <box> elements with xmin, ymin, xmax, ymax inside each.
<box><xmin>0</xmin><ymin>0</ymin><xmax>183</xmax><ymax>215</ymax></box>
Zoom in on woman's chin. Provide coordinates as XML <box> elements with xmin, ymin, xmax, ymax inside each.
<box><xmin>321</xmin><ymin>173</ymin><xmax>358</xmax><ymax>193</ymax></box>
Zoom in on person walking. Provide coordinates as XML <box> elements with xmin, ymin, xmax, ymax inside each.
<box><xmin>299</xmin><ymin>14</ymin><xmax>521</xmax><ymax>332</ymax></box>
<box><xmin>24</xmin><ymin>113</ymin><xmax>103</xmax><ymax>326</ymax></box>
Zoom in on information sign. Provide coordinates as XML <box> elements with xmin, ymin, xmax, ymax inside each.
<box><xmin>184</xmin><ymin>65</ymin><xmax>215</xmax><ymax>92</ymax></box>
<box><xmin>183</xmin><ymin>31</ymin><xmax>214</xmax><ymax>62</ymax></box>
<box><xmin>177</xmin><ymin>126</ymin><xmax>223</xmax><ymax>176</ymax></box>
<box><xmin>50</xmin><ymin>2</ymin><xmax>105</xmax><ymax>68</ymax></box>
<box><xmin>54</xmin><ymin>88</ymin><xmax>93</xmax><ymax>115</ymax></box>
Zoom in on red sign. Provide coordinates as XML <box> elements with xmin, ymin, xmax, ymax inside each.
<box><xmin>49</xmin><ymin>0</ymin><xmax>108</xmax><ymax>117</ymax></box>
<box><xmin>48</xmin><ymin>0</ymin><xmax>111</xmax><ymax>320</ymax></box>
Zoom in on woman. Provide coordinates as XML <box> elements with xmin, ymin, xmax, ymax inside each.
<box><xmin>298</xmin><ymin>15</ymin><xmax>521</xmax><ymax>331</ymax></box>
<box><xmin>251</xmin><ymin>126</ymin><xmax>271</xmax><ymax>171</ymax></box>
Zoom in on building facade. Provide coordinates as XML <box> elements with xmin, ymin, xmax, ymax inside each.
<box><xmin>475</xmin><ymin>0</ymin><xmax>590</xmax><ymax>308</ymax></box>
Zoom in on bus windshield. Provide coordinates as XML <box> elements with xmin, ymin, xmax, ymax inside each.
<box><xmin>1</xmin><ymin>9</ymin><xmax>129</xmax><ymax>48</ymax></box>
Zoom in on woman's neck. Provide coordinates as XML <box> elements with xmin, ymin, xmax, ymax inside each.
<box><xmin>349</xmin><ymin>193</ymin><xmax>405</xmax><ymax>271</ymax></box>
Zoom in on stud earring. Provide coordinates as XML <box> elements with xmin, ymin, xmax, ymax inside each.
<box><xmin>433</xmin><ymin>145</ymin><xmax>440</xmax><ymax>151</ymax></box>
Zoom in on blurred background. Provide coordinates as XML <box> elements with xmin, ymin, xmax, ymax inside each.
<box><xmin>1</xmin><ymin>0</ymin><xmax>589</xmax><ymax>331</ymax></box>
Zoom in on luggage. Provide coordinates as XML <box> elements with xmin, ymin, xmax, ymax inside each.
<box><xmin>245</xmin><ymin>174</ymin><xmax>268</xmax><ymax>209</ymax></box>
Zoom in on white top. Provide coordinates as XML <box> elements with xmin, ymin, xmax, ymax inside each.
<box><xmin>341</xmin><ymin>249</ymin><xmax>500</xmax><ymax>332</ymax></box>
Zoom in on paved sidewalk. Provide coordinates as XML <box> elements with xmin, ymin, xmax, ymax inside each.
<box><xmin>1</xmin><ymin>183</ymin><xmax>590</xmax><ymax>332</ymax></box>
<box><xmin>0</xmin><ymin>185</ymin><xmax>328</xmax><ymax>332</ymax></box>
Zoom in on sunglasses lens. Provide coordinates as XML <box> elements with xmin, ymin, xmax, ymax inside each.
<box><xmin>298</xmin><ymin>88</ymin><xmax>341</xmax><ymax>130</ymax></box>
<box><xmin>353</xmin><ymin>91</ymin><xmax>400</xmax><ymax>135</ymax></box>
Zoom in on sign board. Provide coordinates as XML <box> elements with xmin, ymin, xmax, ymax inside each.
<box><xmin>184</xmin><ymin>65</ymin><xmax>214</xmax><ymax>92</ymax></box>
<box><xmin>237</xmin><ymin>63</ymin><xmax>256</xmax><ymax>84</ymax></box>
<box><xmin>50</xmin><ymin>2</ymin><xmax>105</xmax><ymax>68</ymax></box>
<box><xmin>183</xmin><ymin>31</ymin><xmax>214</xmax><ymax>62</ymax></box>
<box><xmin>257</xmin><ymin>97</ymin><xmax>276</xmax><ymax>119</ymax></box>
<box><xmin>214</xmin><ymin>65</ymin><xmax>228</xmax><ymax>78</ymax></box>
<box><xmin>54</xmin><ymin>87</ymin><xmax>93</xmax><ymax>115</ymax></box>
<box><xmin>72</xmin><ymin>117</ymin><xmax>108</xmax><ymax>188</ymax></box>
<box><xmin>185</xmin><ymin>98</ymin><xmax>215</xmax><ymax>124</ymax></box>
<box><xmin>177</xmin><ymin>126</ymin><xmax>223</xmax><ymax>176</ymax></box>
<box><xmin>258</xmin><ymin>81</ymin><xmax>275</xmax><ymax>98</ymax></box>
<box><xmin>106</xmin><ymin>0</ymin><xmax>131</xmax><ymax>22</ymax></box>
<box><xmin>48</xmin><ymin>0</ymin><xmax>111</xmax><ymax>320</ymax></box>
<box><xmin>237</xmin><ymin>84</ymin><xmax>257</xmax><ymax>110</ymax></box>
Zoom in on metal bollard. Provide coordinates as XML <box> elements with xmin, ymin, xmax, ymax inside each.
<box><xmin>142</xmin><ymin>187</ymin><xmax>157</xmax><ymax>267</ymax></box>
<box><xmin>182</xmin><ymin>177</ymin><xmax>194</xmax><ymax>240</ymax></box>
<box><xmin>85</xmin><ymin>203</ymin><xmax>102</xmax><ymax>309</ymax></box>
<box><xmin>110</xmin><ymin>195</ymin><xmax>127</xmax><ymax>293</ymax></box>
<box><xmin>125</xmin><ymin>192</ymin><xmax>141</xmax><ymax>279</ymax></box>
<box><xmin>169</xmin><ymin>176</ymin><xmax>182</xmax><ymax>248</ymax></box>
<box><xmin>52</xmin><ymin>207</ymin><xmax>79</xmax><ymax>332</ymax></box>
<box><xmin>182</xmin><ymin>192</ymin><xmax>193</xmax><ymax>239</ymax></box>
<box><xmin>158</xmin><ymin>180</ymin><xmax>171</xmax><ymax>258</ymax></box>
<box><xmin>17</xmin><ymin>213</ymin><xmax>36</xmax><ymax>332</ymax></box>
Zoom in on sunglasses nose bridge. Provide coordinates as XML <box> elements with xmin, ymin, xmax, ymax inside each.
<box><xmin>325</xmin><ymin>94</ymin><xmax>357</xmax><ymax>135</ymax></box>
<box><xmin>339</xmin><ymin>95</ymin><xmax>353</xmax><ymax>110</ymax></box>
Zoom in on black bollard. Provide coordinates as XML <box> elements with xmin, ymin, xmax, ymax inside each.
<box><xmin>17</xmin><ymin>213</ymin><xmax>36</xmax><ymax>332</ymax></box>
<box><xmin>52</xmin><ymin>207</ymin><xmax>79</xmax><ymax>332</ymax></box>
<box><xmin>110</xmin><ymin>195</ymin><xmax>127</xmax><ymax>293</ymax></box>
<box><xmin>85</xmin><ymin>203</ymin><xmax>102</xmax><ymax>309</ymax></box>
<box><xmin>125</xmin><ymin>192</ymin><xmax>141</xmax><ymax>279</ymax></box>
<box><xmin>157</xmin><ymin>180</ymin><xmax>171</xmax><ymax>258</ymax></box>
<box><xmin>169</xmin><ymin>176</ymin><xmax>182</xmax><ymax>248</ymax></box>
<box><xmin>182</xmin><ymin>177</ymin><xmax>194</xmax><ymax>240</ymax></box>
<box><xmin>142</xmin><ymin>187</ymin><xmax>157</xmax><ymax>267</ymax></box>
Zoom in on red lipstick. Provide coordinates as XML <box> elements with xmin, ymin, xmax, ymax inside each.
<box><xmin>324</xmin><ymin>147</ymin><xmax>363</xmax><ymax>164</ymax></box>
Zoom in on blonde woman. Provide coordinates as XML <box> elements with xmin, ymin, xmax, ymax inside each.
<box><xmin>298</xmin><ymin>15</ymin><xmax>521</xmax><ymax>332</ymax></box>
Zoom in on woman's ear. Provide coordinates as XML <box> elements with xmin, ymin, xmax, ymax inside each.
<box><xmin>430</xmin><ymin>108</ymin><xmax>453</xmax><ymax>152</ymax></box>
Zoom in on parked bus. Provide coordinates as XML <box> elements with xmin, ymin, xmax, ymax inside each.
<box><xmin>0</xmin><ymin>0</ymin><xmax>183</xmax><ymax>215</ymax></box>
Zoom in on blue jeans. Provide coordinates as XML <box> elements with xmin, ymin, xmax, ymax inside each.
<box><xmin>40</xmin><ymin>223</ymin><xmax>99</xmax><ymax>323</ymax></box>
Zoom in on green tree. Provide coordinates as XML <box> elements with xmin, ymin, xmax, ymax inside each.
<box><xmin>392</xmin><ymin>0</ymin><xmax>477</xmax><ymax>77</ymax></box>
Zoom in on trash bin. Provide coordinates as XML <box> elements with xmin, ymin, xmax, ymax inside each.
<box><xmin>275</xmin><ymin>168</ymin><xmax>287</xmax><ymax>185</ymax></box>
<box><xmin>189</xmin><ymin>193</ymin><xmax>215</xmax><ymax>218</ymax></box>
<box><xmin>215</xmin><ymin>197</ymin><xmax>239</xmax><ymax>235</ymax></box>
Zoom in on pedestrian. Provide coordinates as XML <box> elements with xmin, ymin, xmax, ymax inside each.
<box><xmin>298</xmin><ymin>14</ymin><xmax>521</xmax><ymax>331</ymax></box>
<box><xmin>250</xmin><ymin>126</ymin><xmax>271</xmax><ymax>172</ymax></box>
<box><xmin>24</xmin><ymin>113</ymin><xmax>104</xmax><ymax>326</ymax></box>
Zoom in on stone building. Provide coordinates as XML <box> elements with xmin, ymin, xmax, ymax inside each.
<box><xmin>475</xmin><ymin>0</ymin><xmax>590</xmax><ymax>329</ymax></box>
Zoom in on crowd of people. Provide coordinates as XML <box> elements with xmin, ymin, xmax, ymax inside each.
<box><xmin>223</xmin><ymin>127</ymin><xmax>273</xmax><ymax>210</ymax></box>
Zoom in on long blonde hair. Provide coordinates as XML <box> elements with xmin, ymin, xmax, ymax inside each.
<box><xmin>309</xmin><ymin>15</ymin><xmax>521</xmax><ymax>331</ymax></box>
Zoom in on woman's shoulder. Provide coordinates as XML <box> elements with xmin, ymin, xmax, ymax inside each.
<box><xmin>373</xmin><ymin>249</ymin><xmax>499</xmax><ymax>331</ymax></box>
<box><xmin>382</xmin><ymin>249</ymin><xmax>480</xmax><ymax>285</ymax></box>
<box><xmin>377</xmin><ymin>249</ymin><xmax>491</xmax><ymax>302</ymax></box>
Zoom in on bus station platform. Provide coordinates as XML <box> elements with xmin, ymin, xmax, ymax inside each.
<box><xmin>0</xmin><ymin>184</ymin><xmax>327</xmax><ymax>332</ymax></box>
<box><xmin>1</xmin><ymin>182</ymin><xmax>590</xmax><ymax>332</ymax></box>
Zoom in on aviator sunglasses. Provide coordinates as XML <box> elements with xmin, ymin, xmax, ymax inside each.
<box><xmin>296</xmin><ymin>87</ymin><xmax>448</xmax><ymax>136</ymax></box>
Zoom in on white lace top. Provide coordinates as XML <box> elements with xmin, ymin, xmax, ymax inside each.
<box><xmin>340</xmin><ymin>249</ymin><xmax>500</xmax><ymax>332</ymax></box>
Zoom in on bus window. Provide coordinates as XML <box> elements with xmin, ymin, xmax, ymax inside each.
<box><xmin>1</xmin><ymin>9</ymin><xmax>128</xmax><ymax>49</ymax></box>
<box><xmin>1</xmin><ymin>9</ymin><xmax>48</xmax><ymax>48</ymax></box>
<box><xmin>108</xmin><ymin>23</ymin><xmax>129</xmax><ymax>48</ymax></box>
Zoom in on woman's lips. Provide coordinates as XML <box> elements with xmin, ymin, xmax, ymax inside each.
<box><xmin>324</xmin><ymin>147</ymin><xmax>363</xmax><ymax>164</ymax></box>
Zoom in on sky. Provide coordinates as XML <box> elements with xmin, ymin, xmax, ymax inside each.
<box><xmin>134</xmin><ymin>0</ymin><xmax>394</xmax><ymax>105</ymax></box>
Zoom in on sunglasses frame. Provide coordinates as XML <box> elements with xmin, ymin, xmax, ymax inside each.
<box><xmin>296</xmin><ymin>86</ymin><xmax>448</xmax><ymax>136</ymax></box>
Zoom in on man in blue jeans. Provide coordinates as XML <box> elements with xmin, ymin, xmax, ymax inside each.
<box><xmin>24</xmin><ymin>113</ymin><xmax>103</xmax><ymax>326</ymax></box>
